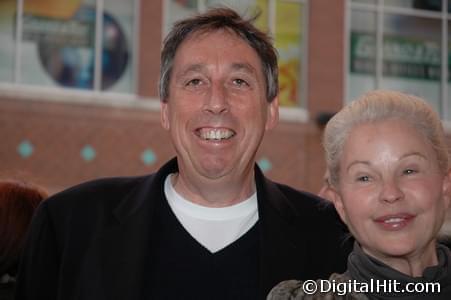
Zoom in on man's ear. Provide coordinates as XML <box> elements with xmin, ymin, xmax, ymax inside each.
<box><xmin>161</xmin><ymin>101</ymin><xmax>170</xmax><ymax>130</ymax></box>
<box><xmin>328</xmin><ymin>186</ymin><xmax>348</xmax><ymax>225</ymax></box>
<box><xmin>442</xmin><ymin>168</ymin><xmax>451</xmax><ymax>209</ymax></box>
<box><xmin>265</xmin><ymin>96</ymin><xmax>279</xmax><ymax>131</ymax></box>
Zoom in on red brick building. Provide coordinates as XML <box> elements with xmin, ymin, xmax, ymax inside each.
<box><xmin>1</xmin><ymin>0</ymin><xmax>450</xmax><ymax>196</ymax></box>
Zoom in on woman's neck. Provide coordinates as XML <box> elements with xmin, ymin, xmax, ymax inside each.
<box><xmin>363</xmin><ymin>242</ymin><xmax>438</xmax><ymax>277</ymax></box>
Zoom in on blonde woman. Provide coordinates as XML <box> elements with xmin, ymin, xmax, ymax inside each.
<box><xmin>268</xmin><ymin>90</ymin><xmax>451</xmax><ymax>299</ymax></box>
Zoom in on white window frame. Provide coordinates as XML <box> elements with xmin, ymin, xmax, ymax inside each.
<box><xmin>346</xmin><ymin>0</ymin><xmax>451</xmax><ymax>127</ymax></box>
<box><xmin>0</xmin><ymin>0</ymin><xmax>148</xmax><ymax>110</ymax></box>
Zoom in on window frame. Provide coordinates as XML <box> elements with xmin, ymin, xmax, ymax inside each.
<box><xmin>346</xmin><ymin>0</ymin><xmax>451</xmax><ymax>125</ymax></box>
<box><xmin>0</xmin><ymin>0</ymin><xmax>142</xmax><ymax>106</ymax></box>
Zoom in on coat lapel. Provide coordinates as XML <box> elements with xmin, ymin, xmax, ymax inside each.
<box><xmin>255</xmin><ymin>166</ymin><xmax>307</xmax><ymax>298</ymax></box>
<box><xmin>91</xmin><ymin>159</ymin><xmax>179</xmax><ymax>299</ymax></box>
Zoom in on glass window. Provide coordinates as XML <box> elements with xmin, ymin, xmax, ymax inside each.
<box><xmin>351</xmin><ymin>0</ymin><xmax>376</xmax><ymax>4</ymax></box>
<box><xmin>164</xmin><ymin>0</ymin><xmax>198</xmax><ymax>35</ymax></box>
<box><xmin>381</xmin><ymin>13</ymin><xmax>441</xmax><ymax>113</ymax></box>
<box><xmin>348</xmin><ymin>9</ymin><xmax>377</xmax><ymax>101</ymax></box>
<box><xmin>386</xmin><ymin>0</ymin><xmax>443</xmax><ymax>11</ymax></box>
<box><xmin>275</xmin><ymin>1</ymin><xmax>304</xmax><ymax>107</ymax></box>
<box><xmin>165</xmin><ymin>0</ymin><xmax>307</xmax><ymax>108</ymax></box>
<box><xmin>348</xmin><ymin>0</ymin><xmax>450</xmax><ymax>120</ymax></box>
<box><xmin>21</xmin><ymin>0</ymin><xmax>97</xmax><ymax>88</ymax></box>
<box><xmin>103</xmin><ymin>0</ymin><xmax>135</xmax><ymax>93</ymax></box>
<box><xmin>206</xmin><ymin>0</ymin><xmax>259</xmax><ymax>15</ymax></box>
<box><xmin>0</xmin><ymin>0</ymin><xmax>136</xmax><ymax>94</ymax></box>
<box><xmin>0</xmin><ymin>0</ymin><xmax>16</xmax><ymax>82</ymax></box>
<box><xmin>447</xmin><ymin>20</ymin><xmax>451</xmax><ymax>119</ymax></box>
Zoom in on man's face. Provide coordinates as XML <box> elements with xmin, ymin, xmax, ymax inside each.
<box><xmin>161</xmin><ymin>30</ymin><xmax>278</xmax><ymax>182</ymax></box>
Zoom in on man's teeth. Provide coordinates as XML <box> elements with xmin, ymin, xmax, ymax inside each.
<box><xmin>200</xmin><ymin>129</ymin><xmax>235</xmax><ymax>140</ymax></box>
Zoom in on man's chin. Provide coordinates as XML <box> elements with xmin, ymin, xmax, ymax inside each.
<box><xmin>195</xmin><ymin>159</ymin><xmax>234</xmax><ymax>180</ymax></box>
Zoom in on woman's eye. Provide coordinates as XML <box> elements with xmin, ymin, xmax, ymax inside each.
<box><xmin>403</xmin><ymin>169</ymin><xmax>417</xmax><ymax>175</ymax></box>
<box><xmin>357</xmin><ymin>175</ymin><xmax>370</xmax><ymax>182</ymax></box>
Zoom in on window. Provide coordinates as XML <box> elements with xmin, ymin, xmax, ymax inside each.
<box><xmin>164</xmin><ymin>0</ymin><xmax>308</xmax><ymax>108</ymax></box>
<box><xmin>0</xmin><ymin>0</ymin><xmax>137</xmax><ymax>94</ymax></box>
<box><xmin>348</xmin><ymin>0</ymin><xmax>450</xmax><ymax>120</ymax></box>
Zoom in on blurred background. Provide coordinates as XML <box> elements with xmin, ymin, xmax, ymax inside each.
<box><xmin>1</xmin><ymin>0</ymin><xmax>451</xmax><ymax>197</ymax></box>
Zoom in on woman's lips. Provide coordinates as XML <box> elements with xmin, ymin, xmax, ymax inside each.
<box><xmin>374</xmin><ymin>213</ymin><xmax>415</xmax><ymax>231</ymax></box>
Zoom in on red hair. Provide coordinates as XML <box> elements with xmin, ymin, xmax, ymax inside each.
<box><xmin>0</xmin><ymin>180</ymin><xmax>47</xmax><ymax>276</ymax></box>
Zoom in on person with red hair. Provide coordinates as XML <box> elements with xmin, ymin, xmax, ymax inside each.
<box><xmin>0</xmin><ymin>180</ymin><xmax>47</xmax><ymax>300</ymax></box>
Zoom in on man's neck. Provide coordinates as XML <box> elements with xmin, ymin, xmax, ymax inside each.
<box><xmin>171</xmin><ymin>171</ymin><xmax>256</xmax><ymax>208</ymax></box>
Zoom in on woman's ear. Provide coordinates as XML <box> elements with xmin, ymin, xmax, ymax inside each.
<box><xmin>442</xmin><ymin>168</ymin><xmax>451</xmax><ymax>209</ymax></box>
<box><xmin>328</xmin><ymin>186</ymin><xmax>348</xmax><ymax>225</ymax></box>
<box><xmin>318</xmin><ymin>184</ymin><xmax>334</xmax><ymax>202</ymax></box>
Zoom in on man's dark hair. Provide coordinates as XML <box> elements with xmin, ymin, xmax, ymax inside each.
<box><xmin>159</xmin><ymin>7</ymin><xmax>278</xmax><ymax>103</ymax></box>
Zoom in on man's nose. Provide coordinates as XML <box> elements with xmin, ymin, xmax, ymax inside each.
<box><xmin>203</xmin><ymin>82</ymin><xmax>229</xmax><ymax>114</ymax></box>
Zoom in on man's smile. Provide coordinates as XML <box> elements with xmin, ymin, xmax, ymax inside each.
<box><xmin>195</xmin><ymin>127</ymin><xmax>236</xmax><ymax>141</ymax></box>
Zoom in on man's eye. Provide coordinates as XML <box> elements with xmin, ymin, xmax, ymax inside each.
<box><xmin>233</xmin><ymin>78</ymin><xmax>249</xmax><ymax>86</ymax></box>
<box><xmin>187</xmin><ymin>79</ymin><xmax>202</xmax><ymax>86</ymax></box>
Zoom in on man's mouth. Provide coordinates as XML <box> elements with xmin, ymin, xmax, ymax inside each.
<box><xmin>196</xmin><ymin>128</ymin><xmax>236</xmax><ymax>141</ymax></box>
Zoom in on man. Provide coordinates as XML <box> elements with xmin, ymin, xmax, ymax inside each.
<box><xmin>16</xmin><ymin>8</ymin><xmax>351</xmax><ymax>300</ymax></box>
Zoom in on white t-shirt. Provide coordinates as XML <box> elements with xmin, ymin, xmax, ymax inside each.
<box><xmin>164</xmin><ymin>174</ymin><xmax>259</xmax><ymax>253</ymax></box>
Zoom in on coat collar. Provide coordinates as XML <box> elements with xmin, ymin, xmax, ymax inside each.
<box><xmin>112</xmin><ymin>157</ymin><xmax>299</xmax><ymax>223</ymax></box>
<box><xmin>113</xmin><ymin>158</ymin><xmax>179</xmax><ymax>222</ymax></box>
<box><xmin>254</xmin><ymin>166</ymin><xmax>308</xmax><ymax>297</ymax></box>
<box><xmin>111</xmin><ymin>158</ymin><xmax>303</xmax><ymax>297</ymax></box>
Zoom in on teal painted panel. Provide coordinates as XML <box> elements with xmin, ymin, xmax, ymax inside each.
<box><xmin>17</xmin><ymin>140</ymin><xmax>34</xmax><ymax>158</ymax></box>
<box><xmin>81</xmin><ymin>145</ymin><xmax>96</xmax><ymax>162</ymax></box>
<box><xmin>141</xmin><ymin>149</ymin><xmax>157</xmax><ymax>166</ymax></box>
<box><xmin>257</xmin><ymin>157</ymin><xmax>272</xmax><ymax>173</ymax></box>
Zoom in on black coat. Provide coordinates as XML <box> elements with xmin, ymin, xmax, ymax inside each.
<box><xmin>15</xmin><ymin>158</ymin><xmax>352</xmax><ymax>300</ymax></box>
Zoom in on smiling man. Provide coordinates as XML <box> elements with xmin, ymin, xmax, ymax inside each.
<box><xmin>16</xmin><ymin>8</ymin><xmax>351</xmax><ymax>300</ymax></box>
<box><xmin>161</xmin><ymin>29</ymin><xmax>277</xmax><ymax>207</ymax></box>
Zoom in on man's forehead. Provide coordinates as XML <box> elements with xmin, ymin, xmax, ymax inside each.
<box><xmin>176</xmin><ymin>62</ymin><xmax>258</xmax><ymax>75</ymax></box>
<box><xmin>173</xmin><ymin>31</ymin><xmax>261</xmax><ymax>74</ymax></box>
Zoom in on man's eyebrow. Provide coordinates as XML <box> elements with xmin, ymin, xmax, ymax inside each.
<box><xmin>175</xmin><ymin>62</ymin><xmax>258</xmax><ymax>79</ymax></box>
<box><xmin>230</xmin><ymin>62</ymin><xmax>257</xmax><ymax>74</ymax></box>
<box><xmin>175</xmin><ymin>64</ymin><xmax>206</xmax><ymax>79</ymax></box>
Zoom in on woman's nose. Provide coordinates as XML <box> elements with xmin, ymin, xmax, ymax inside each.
<box><xmin>379</xmin><ymin>179</ymin><xmax>404</xmax><ymax>203</ymax></box>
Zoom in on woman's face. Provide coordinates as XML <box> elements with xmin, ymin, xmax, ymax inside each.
<box><xmin>332</xmin><ymin>119</ymin><xmax>451</xmax><ymax>264</ymax></box>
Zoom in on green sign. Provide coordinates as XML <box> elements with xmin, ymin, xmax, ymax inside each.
<box><xmin>350</xmin><ymin>32</ymin><xmax>444</xmax><ymax>81</ymax></box>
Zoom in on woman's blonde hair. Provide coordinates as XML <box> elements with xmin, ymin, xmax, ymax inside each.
<box><xmin>323</xmin><ymin>90</ymin><xmax>449</xmax><ymax>186</ymax></box>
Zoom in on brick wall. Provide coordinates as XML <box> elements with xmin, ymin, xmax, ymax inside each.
<box><xmin>0</xmin><ymin>97</ymin><xmax>172</xmax><ymax>193</ymax></box>
<box><xmin>0</xmin><ymin>0</ymin><xmax>347</xmax><ymax>196</ymax></box>
<box><xmin>0</xmin><ymin>96</ymin><xmax>324</xmax><ymax>195</ymax></box>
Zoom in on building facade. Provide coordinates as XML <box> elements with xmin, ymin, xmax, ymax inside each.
<box><xmin>1</xmin><ymin>0</ymin><xmax>450</xmax><ymax>195</ymax></box>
